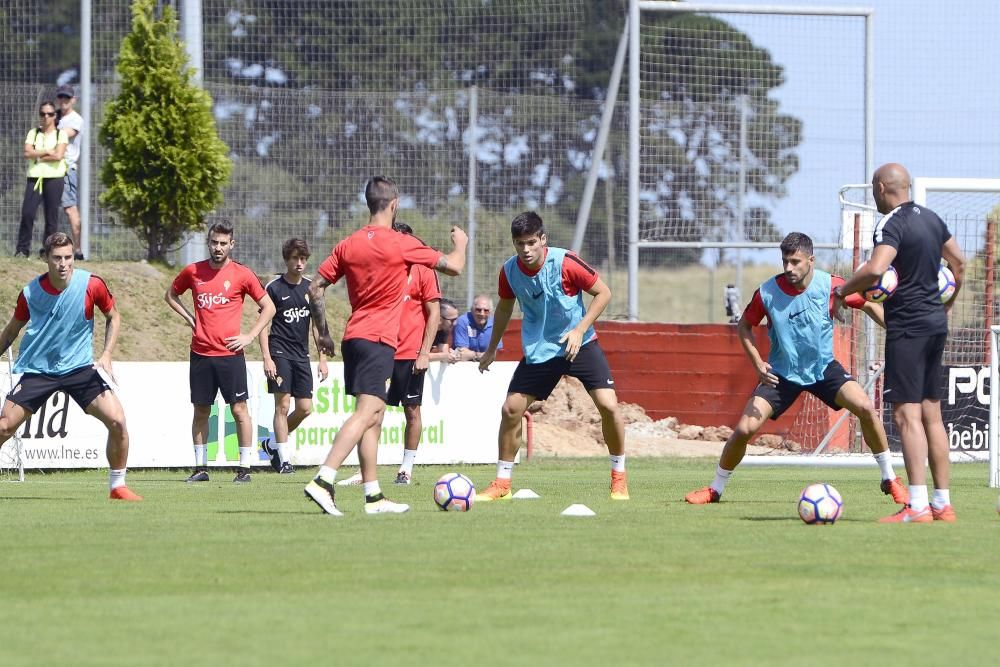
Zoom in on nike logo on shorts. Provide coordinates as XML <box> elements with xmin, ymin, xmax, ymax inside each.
<box><xmin>405</xmin><ymin>394</ymin><xmax>420</xmax><ymax>399</ymax></box>
<box><xmin>235</xmin><ymin>391</ymin><xmax>247</xmax><ymax>398</ymax></box>
<box><xmin>606</xmin><ymin>379</ymin><xmax>614</xmax><ymax>385</ymax></box>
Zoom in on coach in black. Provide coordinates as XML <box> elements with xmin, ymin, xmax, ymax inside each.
<box><xmin>836</xmin><ymin>163</ymin><xmax>966</xmax><ymax>523</ymax></box>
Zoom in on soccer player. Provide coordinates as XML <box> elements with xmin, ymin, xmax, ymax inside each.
<box><xmin>303</xmin><ymin>176</ymin><xmax>466</xmax><ymax>516</ymax></box>
<box><xmin>685</xmin><ymin>232</ymin><xmax>909</xmax><ymax>506</ymax></box>
<box><xmin>165</xmin><ymin>220</ymin><xmax>276</xmax><ymax>484</ymax></box>
<box><xmin>0</xmin><ymin>233</ymin><xmax>141</xmax><ymax>500</ymax></box>
<box><xmin>476</xmin><ymin>211</ymin><xmax>629</xmax><ymax>501</ymax></box>
<box><xmin>257</xmin><ymin>238</ymin><xmax>329</xmax><ymax>474</ymax></box>
<box><xmin>835</xmin><ymin>163</ymin><xmax>966</xmax><ymax>523</ymax></box>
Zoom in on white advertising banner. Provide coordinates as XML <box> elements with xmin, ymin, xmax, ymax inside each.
<box><xmin>0</xmin><ymin>361</ymin><xmax>516</xmax><ymax>469</ymax></box>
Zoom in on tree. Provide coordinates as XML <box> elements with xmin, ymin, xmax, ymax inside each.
<box><xmin>99</xmin><ymin>0</ymin><xmax>231</xmax><ymax>260</ymax></box>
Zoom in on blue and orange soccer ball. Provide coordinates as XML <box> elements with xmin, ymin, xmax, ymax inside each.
<box><xmin>797</xmin><ymin>483</ymin><xmax>843</xmax><ymax>525</ymax></box>
<box><xmin>863</xmin><ymin>266</ymin><xmax>898</xmax><ymax>303</ymax></box>
<box><xmin>434</xmin><ymin>473</ymin><xmax>475</xmax><ymax>512</ymax></box>
<box><xmin>938</xmin><ymin>265</ymin><xmax>957</xmax><ymax>303</ymax></box>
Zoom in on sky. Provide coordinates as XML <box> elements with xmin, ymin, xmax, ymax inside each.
<box><xmin>697</xmin><ymin>0</ymin><xmax>1000</xmax><ymax>256</ymax></box>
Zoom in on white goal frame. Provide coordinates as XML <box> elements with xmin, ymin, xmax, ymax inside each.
<box><xmin>1</xmin><ymin>352</ymin><xmax>24</xmax><ymax>482</ymax></box>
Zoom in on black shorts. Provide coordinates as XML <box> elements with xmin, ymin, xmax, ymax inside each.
<box><xmin>342</xmin><ymin>338</ymin><xmax>394</xmax><ymax>401</ymax></box>
<box><xmin>753</xmin><ymin>360</ymin><xmax>853</xmax><ymax>419</ymax></box>
<box><xmin>266</xmin><ymin>356</ymin><xmax>313</xmax><ymax>399</ymax></box>
<box><xmin>7</xmin><ymin>366</ymin><xmax>110</xmax><ymax>413</ymax></box>
<box><xmin>884</xmin><ymin>332</ymin><xmax>946</xmax><ymax>403</ymax></box>
<box><xmin>385</xmin><ymin>359</ymin><xmax>426</xmax><ymax>407</ymax></box>
<box><xmin>508</xmin><ymin>341</ymin><xmax>615</xmax><ymax>401</ymax></box>
<box><xmin>190</xmin><ymin>351</ymin><xmax>249</xmax><ymax>405</ymax></box>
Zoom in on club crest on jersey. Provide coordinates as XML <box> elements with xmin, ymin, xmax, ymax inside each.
<box><xmin>223</xmin><ymin>280</ymin><xmax>231</xmax><ymax>290</ymax></box>
<box><xmin>368</xmin><ymin>230</ymin><xmax>376</xmax><ymax>239</ymax></box>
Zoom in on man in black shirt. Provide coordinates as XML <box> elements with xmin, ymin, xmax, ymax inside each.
<box><xmin>836</xmin><ymin>163</ymin><xmax>966</xmax><ymax>523</ymax></box>
<box><xmin>258</xmin><ymin>238</ymin><xmax>329</xmax><ymax>473</ymax></box>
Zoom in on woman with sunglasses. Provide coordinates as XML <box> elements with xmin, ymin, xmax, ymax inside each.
<box><xmin>16</xmin><ymin>101</ymin><xmax>68</xmax><ymax>258</ymax></box>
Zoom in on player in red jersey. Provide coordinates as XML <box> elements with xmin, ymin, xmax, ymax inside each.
<box><xmin>303</xmin><ymin>176</ymin><xmax>467</xmax><ymax>516</ymax></box>
<box><xmin>165</xmin><ymin>220</ymin><xmax>276</xmax><ymax>484</ymax></box>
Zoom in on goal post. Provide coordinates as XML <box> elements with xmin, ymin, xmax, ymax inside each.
<box><xmin>0</xmin><ymin>352</ymin><xmax>24</xmax><ymax>482</ymax></box>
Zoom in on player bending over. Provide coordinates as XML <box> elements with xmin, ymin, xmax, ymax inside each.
<box><xmin>303</xmin><ymin>176</ymin><xmax>466</xmax><ymax>516</ymax></box>
<box><xmin>476</xmin><ymin>211</ymin><xmax>629</xmax><ymax>502</ymax></box>
<box><xmin>257</xmin><ymin>238</ymin><xmax>329</xmax><ymax>474</ymax></box>
<box><xmin>0</xmin><ymin>233</ymin><xmax>141</xmax><ymax>500</ymax></box>
<box><xmin>685</xmin><ymin>232</ymin><xmax>908</xmax><ymax>506</ymax></box>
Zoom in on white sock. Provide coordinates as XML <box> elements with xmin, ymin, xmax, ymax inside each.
<box><xmin>931</xmin><ymin>488</ymin><xmax>951</xmax><ymax>510</ymax></box>
<box><xmin>317</xmin><ymin>465</ymin><xmax>337</xmax><ymax>484</ymax></box>
<box><xmin>400</xmin><ymin>449</ymin><xmax>417</xmax><ymax>474</ymax></box>
<box><xmin>909</xmin><ymin>485</ymin><xmax>929</xmax><ymax>511</ymax></box>
<box><xmin>873</xmin><ymin>451</ymin><xmax>895</xmax><ymax>481</ymax></box>
<box><xmin>238</xmin><ymin>446</ymin><xmax>253</xmax><ymax>469</ymax></box>
<box><xmin>276</xmin><ymin>442</ymin><xmax>290</xmax><ymax>465</ymax></box>
<box><xmin>109</xmin><ymin>468</ymin><xmax>126</xmax><ymax>490</ymax></box>
<box><xmin>609</xmin><ymin>454</ymin><xmax>626</xmax><ymax>472</ymax></box>
<box><xmin>710</xmin><ymin>465</ymin><xmax>733</xmax><ymax>495</ymax></box>
<box><xmin>193</xmin><ymin>445</ymin><xmax>207</xmax><ymax>467</ymax></box>
<box><xmin>364</xmin><ymin>481</ymin><xmax>382</xmax><ymax>498</ymax></box>
<box><xmin>496</xmin><ymin>460</ymin><xmax>515</xmax><ymax>480</ymax></box>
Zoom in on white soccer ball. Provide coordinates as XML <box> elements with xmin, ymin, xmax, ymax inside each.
<box><xmin>434</xmin><ymin>472</ymin><xmax>475</xmax><ymax>512</ymax></box>
<box><xmin>863</xmin><ymin>265</ymin><xmax>898</xmax><ymax>303</ymax></box>
<box><xmin>797</xmin><ymin>483</ymin><xmax>843</xmax><ymax>525</ymax></box>
<box><xmin>938</xmin><ymin>265</ymin><xmax>957</xmax><ymax>303</ymax></box>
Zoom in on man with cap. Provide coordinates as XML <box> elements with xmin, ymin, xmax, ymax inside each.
<box><xmin>56</xmin><ymin>84</ymin><xmax>85</xmax><ymax>261</ymax></box>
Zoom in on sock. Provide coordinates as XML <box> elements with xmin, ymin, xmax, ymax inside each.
<box><xmin>317</xmin><ymin>465</ymin><xmax>337</xmax><ymax>484</ymax></box>
<box><xmin>238</xmin><ymin>446</ymin><xmax>253</xmax><ymax>469</ymax></box>
<box><xmin>276</xmin><ymin>442</ymin><xmax>289</xmax><ymax>465</ymax></box>
<box><xmin>873</xmin><ymin>451</ymin><xmax>895</xmax><ymax>481</ymax></box>
<box><xmin>109</xmin><ymin>468</ymin><xmax>126</xmax><ymax>490</ymax></box>
<box><xmin>710</xmin><ymin>465</ymin><xmax>733</xmax><ymax>495</ymax></box>
<box><xmin>193</xmin><ymin>444</ymin><xmax>207</xmax><ymax>467</ymax></box>
<box><xmin>400</xmin><ymin>449</ymin><xmax>417</xmax><ymax>474</ymax></box>
<box><xmin>496</xmin><ymin>460</ymin><xmax>515</xmax><ymax>481</ymax></box>
<box><xmin>609</xmin><ymin>454</ymin><xmax>626</xmax><ymax>473</ymax></box>
<box><xmin>909</xmin><ymin>485</ymin><xmax>929</xmax><ymax>511</ymax></box>
<box><xmin>364</xmin><ymin>481</ymin><xmax>384</xmax><ymax>502</ymax></box>
<box><xmin>931</xmin><ymin>488</ymin><xmax>951</xmax><ymax>510</ymax></box>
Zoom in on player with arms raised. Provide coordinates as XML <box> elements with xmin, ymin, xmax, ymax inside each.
<box><xmin>685</xmin><ymin>232</ymin><xmax>908</xmax><ymax>506</ymax></box>
<box><xmin>0</xmin><ymin>233</ymin><xmax>140</xmax><ymax>500</ymax></box>
<box><xmin>257</xmin><ymin>238</ymin><xmax>328</xmax><ymax>474</ymax></box>
<box><xmin>476</xmin><ymin>211</ymin><xmax>629</xmax><ymax>501</ymax></box>
<box><xmin>303</xmin><ymin>176</ymin><xmax>466</xmax><ymax>515</ymax></box>
<box><xmin>165</xmin><ymin>220</ymin><xmax>276</xmax><ymax>483</ymax></box>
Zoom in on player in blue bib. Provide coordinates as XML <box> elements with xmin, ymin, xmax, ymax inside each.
<box><xmin>476</xmin><ymin>211</ymin><xmax>629</xmax><ymax>501</ymax></box>
<box><xmin>685</xmin><ymin>232</ymin><xmax>908</xmax><ymax>507</ymax></box>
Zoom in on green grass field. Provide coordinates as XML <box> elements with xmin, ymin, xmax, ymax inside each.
<box><xmin>2</xmin><ymin>459</ymin><xmax>998</xmax><ymax>667</ymax></box>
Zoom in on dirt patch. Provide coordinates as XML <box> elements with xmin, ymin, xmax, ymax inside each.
<box><xmin>526</xmin><ymin>376</ymin><xmax>794</xmax><ymax>458</ymax></box>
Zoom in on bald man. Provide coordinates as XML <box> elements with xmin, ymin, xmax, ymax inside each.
<box><xmin>836</xmin><ymin>163</ymin><xmax>966</xmax><ymax>523</ymax></box>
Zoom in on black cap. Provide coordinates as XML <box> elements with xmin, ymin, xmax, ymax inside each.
<box><xmin>56</xmin><ymin>84</ymin><xmax>75</xmax><ymax>98</ymax></box>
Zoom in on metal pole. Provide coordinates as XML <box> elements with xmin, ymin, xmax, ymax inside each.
<box><xmin>735</xmin><ymin>95</ymin><xmax>747</xmax><ymax>304</ymax></box>
<box><xmin>627</xmin><ymin>0</ymin><xmax>640</xmax><ymax>321</ymax></box>
<box><xmin>990</xmin><ymin>326</ymin><xmax>999</xmax><ymax>488</ymax></box>
<box><xmin>181</xmin><ymin>0</ymin><xmax>206</xmax><ymax>264</ymax></box>
<box><xmin>572</xmin><ymin>19</ymin><xmax>628</xmax><ymax>253</ymax></box>
<box><xmin>466</xmin><ymin>86</ymin><xmax>478</xmax><ymax>310</ymax></box>
<box><xmin>80</xmin><ymin>0</ymin><xmax>92</xmax><ymax>260</ymax></box>
<box><xmin>864</xmin><ymin>12</ymin><xmax>874</xmax><ymax>188</ymax></box>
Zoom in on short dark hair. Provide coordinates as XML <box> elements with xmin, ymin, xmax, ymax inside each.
<box><xmin>43</xmin><ymin>232</ymin><xmax>74</xmax><ymax>255</ymax></box>
<box><xmin>365</xmin><ymin>176</ymin><xmax>398</xmax><ymax>215</ymax></box>
<box><xmin>392</xmin><ymin>221</ymin><xmax>413</xmax><ymax>235</ymax></box>
<box><xmin>439</xmin><ymin>297</ymin><xmax>458</xmax><ymax>314</ymax></box>
<box><xmin>780</xmin><ymin>232</ymin><xmax>813</xmax><ymax>256</ymax></box>
<box><xmin>207</xmin><ymin>219</ymin><xmax>234</xmax><ymax>239</ymax></box>
<box><xmin>511</xmin><ymin>211</ymin><xmax>545</xmax><ymax>238</ymax></box>
<box><xmin>38</xmin><ymin>100</ymin><xmax>56</xmax><ymax>115</ymax></box>
<box><xmin>282</xmin><ymin>238</ymin><xmax>310</xmax><ymax>260</ymax></box>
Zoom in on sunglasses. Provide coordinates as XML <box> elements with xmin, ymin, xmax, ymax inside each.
<box><xmin>40</xmin><ymin>111</ymin><xmax>57</xmax><ymax>117</ymax></box>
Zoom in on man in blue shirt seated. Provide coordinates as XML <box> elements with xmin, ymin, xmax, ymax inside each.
<box><xmin>453</xmin><ymin>293</ymin><xmax>502</xmax><ymax>361</ymax></box>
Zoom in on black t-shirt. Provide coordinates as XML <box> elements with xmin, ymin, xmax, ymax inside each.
<box><xmin>265</xmin><ymin>275</ymin><xmax>312</xmax><ymax>359</ymax></box>
<box><xmin>872</xmin><ymin>201</ymin><xmax>951</xmax><ymax>339</ymax></box>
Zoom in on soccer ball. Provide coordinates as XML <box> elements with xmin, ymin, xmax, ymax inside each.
<box><xmin>797</xmin><ymin>483</ymin><xmax>843</xmax><ymax>525</ymax></box>
<box><xmin>938</xmin><ymin>265</ymin><xmax>957</xmax><ymax>303</ymax></box>
<box><xmin>862</xmin><ymin>266</ymin><xmax>898</xmax><ymax>303</ymax></box>
<box><xmin>433</xmin><ymin>473</ymin><xmax>475</xmax><ymax>512</ymax></box>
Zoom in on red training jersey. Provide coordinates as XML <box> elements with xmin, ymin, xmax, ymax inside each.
<box><xmin>171</xmin><ymin>260</ymin><xmax>266</xmax><ymax>356</ymax></box>
<box><xmin>395</xmin><ymin>264</ymin><xmax>442</xmax><ymax>360</ymax></box>
<box><xmin>317</xmin><ymin>225</ymin><xmax>443</xmax><ymax>348</ymax></box>
<box><xmin>497</xmin><ymin>247</ymin><xmax>599</xmax><ymax>299</ymax></box>
<box><xmin>14</xmin><ymin>273</ymin><xmax>115</xmax><ymax>321</ymax></box>
<box><xmin>743</xmin><ymin>274</ymin><xmax>865</xmax><ymax>327</ymax></box>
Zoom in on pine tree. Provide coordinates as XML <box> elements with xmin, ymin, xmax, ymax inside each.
<box><xmin>99</xmin><ymin>0</ymin><xmax>231</xmax><ymax>261</ymax></box>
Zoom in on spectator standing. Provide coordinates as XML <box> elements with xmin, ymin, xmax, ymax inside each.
<box><xmin>56</xmin><ymin>85</ymin><xmax>85</xmax><ymax>260</ymax></box>
<box><xmin>17</xmin><ymin>101</ymin><xmax>67</xmax><ymax>258</ymax></box>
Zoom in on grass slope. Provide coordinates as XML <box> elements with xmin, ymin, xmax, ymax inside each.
<box><xmin>1</xmin><ymin>459</ymin><xmax>997</xmax><ymax>666</ymax></box>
